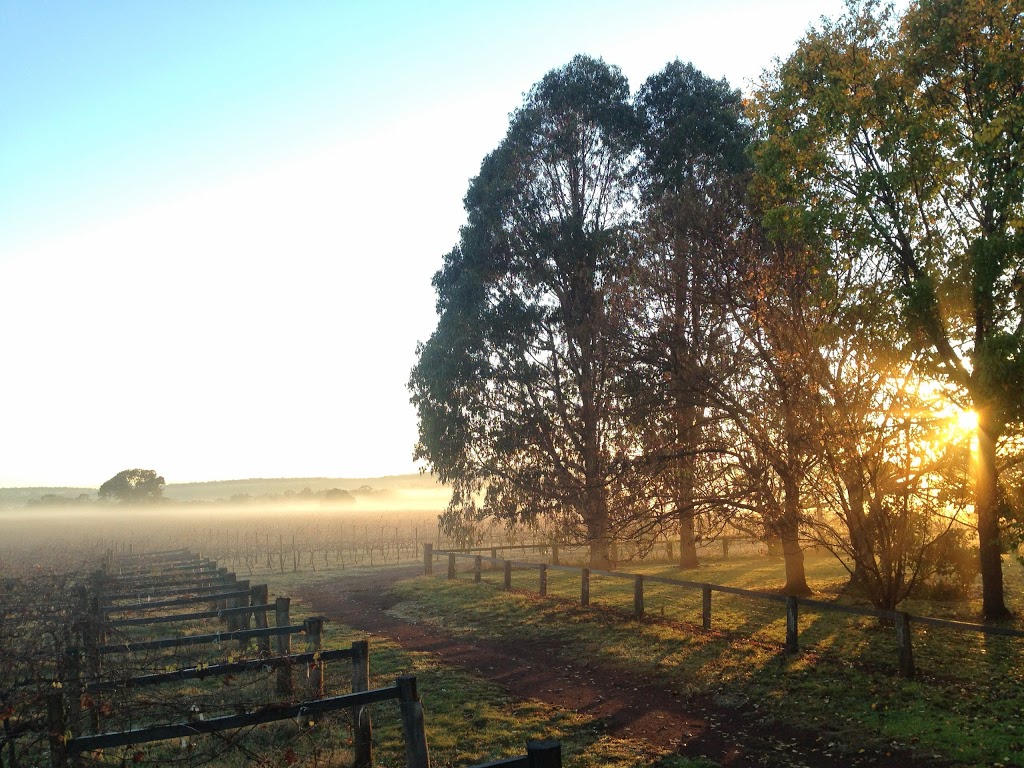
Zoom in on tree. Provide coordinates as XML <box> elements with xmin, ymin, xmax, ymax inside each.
<box><xmin>409</xmin><ymin>55</ymin><xmax>639</xmax><ymax>567</ymax></box>
<box><xmin>754</xmin><ymin>0</ymin><xmax>1023</xmax><ymax>619</ymax></box>
<box><xmin>98</xmin><ymin>469</ymin><xmax>165</xmax><ymax>504</ymax></box>
<box><xmin>629</xmin><ymin>60</ymin><xmax>752</xmax><ymax>569</ymax></box>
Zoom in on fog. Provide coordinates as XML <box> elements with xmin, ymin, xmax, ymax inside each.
<box><xmin>0</xmin><ymin>489</ymin><xmax>453</xmax><ymax>576</ymax></box>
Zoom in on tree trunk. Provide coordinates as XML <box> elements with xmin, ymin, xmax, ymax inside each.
<box><xmin>781</xmin><ymin>474</ymin><xmax>811</xmax><ymax>596</ymax></box>
<box><xmin>977</xmin><ymin>410</ymin><xmax>1011</xmax><ymax>620</ymax></box>
<box><xmin>678</xmin><ymin>507</ymin><xmax>699</xmax><ymax>569</ymax></box>
<box><xmin>585</xmin><ymin>484</ymin><xmax>614</xmax><ymax>570</ymax></box>
<box><xmin>843</xmin><ymin>472</ymin><xmax>870</xmax><ymax>591</ymax></box>
<box><xmin>676</xmin><ymin>446</ymin><xmax>699</xmax><ymax>570</ymax></box>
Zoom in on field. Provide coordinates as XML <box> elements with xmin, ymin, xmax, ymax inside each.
<box><xmin>1</xmin><ymin>502</ymin><xmax>1021</xmax><ymax>767</ymax></box>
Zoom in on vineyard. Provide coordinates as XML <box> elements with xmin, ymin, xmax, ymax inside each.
<box><xmin>0</xmin><ymin>545</ymin><xmax>440</xmax><ymax>768</ymax></box>
<box><xmin>0</xmin><ymin>505</ymin><xmax>586</xmax><ymax>768</ymax></box>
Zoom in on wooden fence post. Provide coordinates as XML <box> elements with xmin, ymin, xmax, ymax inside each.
<box><xmin>397</xmin><ymin>676</ymin><xmax>430</xmax><ymax>768</ymax></box>
<box><xmin>251</xmin><ymin>584</ymin><xmax>270</xmax><ymax>655</ymax></box>
<box><xmin>503</xmin><ymin>560</ymin><xmax>512</xmax><ymax>591</ymax></box>
<box><xmin>62</xmin><ymin>649</ymin><xmax>82</xmax><ymax>740</ymax></box>
<box><xmin>702</xmin><ymin>585</ymin><xmax>712</xmax><ymax>630</ymax></box>
<box><xmin>275</xmin><ymin>597</ymin><xmax>292</xmax><ymax>696</ymax></box>
<box><xmin>47</xmin><ymin>689</ymin><xmax>68</xmax><ymax>768</ymax></box>
<box><xmin>633</xmin><ymin>575</ymin><xmax>644</xmax><ymax>618</ymax></box>
<box><xmin>231</xmin><ymin>580</ymin><xmax>250</xmax><ymax>647</ymax></box>
<box><xmin>351</xmin><ymin>640</ymin><xmax>372</xmax><ymax>768</ymax></box>
<box><xmin>4</xmin><ymin>714</ymin><xmax>16</xmax><ymax>768</ymax></box>
<box><xmin>527</xmin><ymin>740</ymin><xmax>561</xmax><ymax>768</ymax></box>
<box><xmin>785</xmin><ymin>596</ymin><xmax>799</xmax><ymax>654</ymax></box>
<box><xmin>895</xmin><ymin>612</ymin><xmax>915</xmax><ymax>679</ymax></box>
<box><xmin>474</xmin><ymin>555</ymin><xmax>482</xmax><ymax>583</ymax></box>
<box><xmin>447</xmin><ymin>553</ymin><xmax>456</xmax><ymax>580</ymax></box>
<box><xmin>539</xmin><ymin>564</ymin><xmax>547</xmax><ymax>597</ymax></box>
<box><xmin>581</xmin><ymin>568</ymin><xmax>590</xmax><ymax>607</ymax></box>
<box><xmin>304</xmin><ymin>617</ymin><xmax>325</xmax><ymax>698</ymax></box>
<box><xmin>423</xmin><ymin>543</ymin><xmax>433</xmax><ymax>576</ymax></box>
<box><xmin>84</xmin><ymin>577</ymin><xmax>103</xmax><ymax>733</ymax></box>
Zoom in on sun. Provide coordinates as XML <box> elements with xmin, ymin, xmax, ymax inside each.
<box><xmin>940</xmin><ymin>406</ymin><xmax>980</xmax><ymax>446</ymax></box>
<box><xmin>955</xmin><ymin>408</ymin><xmax>979</xmax><ymax>434</ymax></box>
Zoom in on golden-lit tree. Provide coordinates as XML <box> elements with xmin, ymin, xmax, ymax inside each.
<box><xmin>753</xmin><ymin>0</ymin><xmax>1023</xmax><ymax>619</ymax></box>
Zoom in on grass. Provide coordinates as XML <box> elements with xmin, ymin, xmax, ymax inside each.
<box><xmin>262</xmin><ymin>567</ymin><xmax>699</xmax><ymax>768</ymax></box>
<box><xmin>378</xmin><ymin>553</ymin><xmax>1024</xmax><ymax>768</ymax></box>
<box><xmin>9</xmin><ymin>548</ymin><xmax>1022</xmax><ymax>767</ymax></box>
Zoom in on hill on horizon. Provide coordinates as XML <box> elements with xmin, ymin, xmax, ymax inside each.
<box><xmin>0</xmin><ymin>473</ymin><xmax>445</xmax><ymax>507</ymax></box>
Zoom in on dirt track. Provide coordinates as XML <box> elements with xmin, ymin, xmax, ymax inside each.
<box><xmin>296</xmin><ymin>566</ymin><xmax>947</xmax><ymax>767</ymax></box>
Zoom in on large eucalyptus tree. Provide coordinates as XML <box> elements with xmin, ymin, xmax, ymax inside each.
<box><xmin>409</xmin><ymin>56</ymin><xmax>639</xmax><ymax>567</ymax></box>
<box><xmin>628</xmin><ymin>60</ymin><xmax>752</xmax><ymax>569</ymax></box>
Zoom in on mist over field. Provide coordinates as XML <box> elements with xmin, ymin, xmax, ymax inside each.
<box><xmin>0</xmin><ymin>474</ymin><xmax>453</xmax><ymax>572</ymax></box>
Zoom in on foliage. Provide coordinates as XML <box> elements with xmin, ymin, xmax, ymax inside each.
<box><xmin>752</xmin><ymin>0</ymin><xmax>1024</xmax><ymax>618</ymax></box>
<box><xmin>98</xmin><ymin>468</ymin><xmax>165</xmax><ymax>504</ymax></box>
<box><xmin>624</xmin><ymin>61</ymin><xmax>753</xmax><ymax>568</ymax></box>
<box><xmin>409</xmin><ymin>55</ymin><xmax>641</xmax><ymax>566</ymax></box>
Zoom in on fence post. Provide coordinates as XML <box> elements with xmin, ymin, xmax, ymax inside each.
<box><xmin>474</xmin><ymin>555</ymin><xmax>482</xmax><ymax>583</ymax></box>
<box><xmin>895</xmin><ymin>612</ymin><xmax>915</xmax><ymax>679</ymax></box>
<box><xmin>397</xmin><ymin>676</ymin><xmax>431</xmax><ymax>768</ymax></box>
<box><xmin>275</xmin><ymin>597</ymin><xmax>292</xmax><ymax>696</ymax></box>
<box><xmin>232</xmin><ymin>580</ymin><xmax>250</xmax><ymax>649</ymax></box>
<box><xmin>351</xmin><ymin>640</ymin><xmax>372</xmax><ymax>768</ymax></box>
<box><xmin>539</xmin><ymin>564</ymin><xmax>547</xmax><ymax>597</ymax></box>
<box><xmin>702</xmin><ymin>585</ymin><xmax>712</xmax><ymax>630</ymax></box>
<box><xmin>47</xmin><ymin>689</ymin><xmax>68</xmax><ymax>768</ymax></box>
<box><xmin>423</xmin><ymin>543</ymin><xmax>433</xmax><ymax>576</ymax></box>
<box><xmin>785</xmin><ymin>596</ymin><xmax>799</xmax><ymax>654</ymax></box>
<box><xmin>251</xmin><ymin>584</ymin><xmax>270</xmax><ymax>654</ymax></box>
<box><xmin>581</xmin><ymin>568</ymin><xmax>590</xmax><ymax>607</ymax></box>
<box><xmin>526</xmin><ymin>740</ymin><xmax>561</xmax><ymax>768</ymax></box>
<box><xmin>503</xmin><ymin>560</ymin><xmax>512</xmax><ymax>590</ymax></box>
<box><xmin>634</xmin><ymin>575</ymin><xmax>644</xmax><ymax>618</ymax></box>
<box><xmin>447</xmin><ymin>553</ymin><xmax>456</xmax><ymax>580</ymax></box>
<box><xmin>304</xmin><ymin>617</ymin><xmax>325</xmax><ymax>698</ymax></box>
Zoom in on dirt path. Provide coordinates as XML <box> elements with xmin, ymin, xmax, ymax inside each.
<box><xmin>296</xmin><ymin>567</ymin><xmax>946</xmax><ymax>768</ymax></box>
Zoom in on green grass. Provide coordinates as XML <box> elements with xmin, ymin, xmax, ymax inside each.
<box><xmin>14</xmin><ymin>551</ymin><xmax>1021</xmax><ymax>767</ymax></box>
<box><xmin>380</xmin><ymin>554</ymin><xmax>1024</xmax><ymax>768</ymax></box>
<box><xmin>261</xmin><ymin>567</ymin><xmax>687</xmax><ymax>768</ymax></box>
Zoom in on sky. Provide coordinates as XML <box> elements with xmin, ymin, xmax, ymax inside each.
<box><xmin>0</xmin><ymin>0</ymin><xmax>849</xmax><ymax>488</ymax></box>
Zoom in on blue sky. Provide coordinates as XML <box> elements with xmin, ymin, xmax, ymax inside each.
<box><xmin>0</xmin><ymin>0</ymin><xmax>847</xmax><ymax>487</ymax></box>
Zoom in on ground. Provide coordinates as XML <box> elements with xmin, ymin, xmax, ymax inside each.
<box><xmin>296</xmin><ymin>566</ymin><xmax>953</xmax><ymax>768</ymax></box>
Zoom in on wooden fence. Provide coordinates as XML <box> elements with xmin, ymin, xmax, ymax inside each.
<box><xmin>4</xmin><ymin>547</ymin><xmax>564</xmax><ymax>768</ymax></box>
<box><xmin>467</xmin><ymin>740</ymin><xmax>561</xmax><ymax>768</ymax></box>
<box><xmin>48</xmin><ymin>675</ymin><xmax>429</xmax><ymax>768</ymax></box>
<box><xmin>0</xmin><ymin>550</ymin><xmax>381</xmax><ymax>768</ymax></box>
<box><xmin>427</xmin><ymin>545</ymin><xmax>1024</xmax><ymax>680</ymax></box>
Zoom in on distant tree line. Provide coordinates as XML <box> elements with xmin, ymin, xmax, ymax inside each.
<box><xmin>409</xmin><ymin>0</ymin><xmax>1023</xmax><ymax>617</ymax></box>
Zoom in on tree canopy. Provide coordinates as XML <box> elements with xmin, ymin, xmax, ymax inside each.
<box><xmin>410</xmin><ymin>0</ymin><xmax>1021</xmax><ymax>611</ymax></box>
<box><xmin>98</xmin><ymin>469</ymin><xmax>165</xmax><ymax>504</ymax></box>
<box><xmin>751</xmin><ymin>0</ymin><xmax>1023</xmax><ymax>618</ymax></box>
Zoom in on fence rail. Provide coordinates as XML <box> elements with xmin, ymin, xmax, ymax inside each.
<box><xmin>84</xmin><ymin>643</ymin><xmax>364</xmax><ymax>691</ymax></box>
<box><xmin>467</xmin><ymin>740</ymin><xmax>561</xmax><ymax>768</ymax></box>
<box><xmin>50</xmin><ymin>674</ymin><xmax>428</xmax><ymax>767</ymax></box>
<box><xmin>429</xmin><ymin>545</ymin><xmax>1024</xmax><ymax>679</ymax></box>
